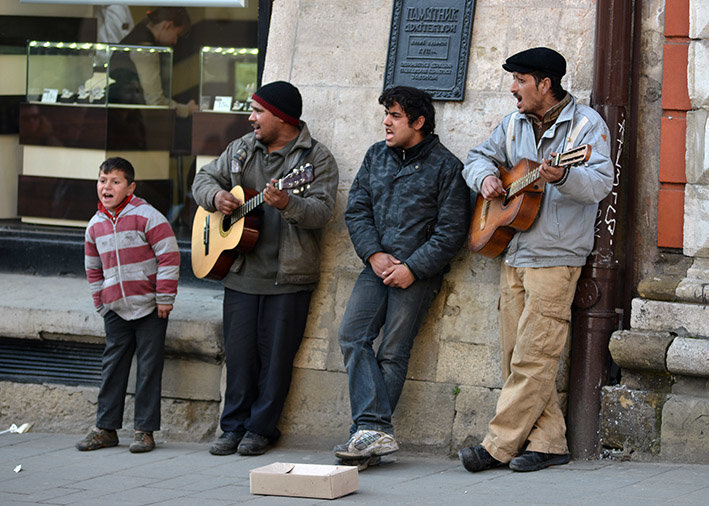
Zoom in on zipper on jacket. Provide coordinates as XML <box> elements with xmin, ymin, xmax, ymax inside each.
<box><xmin>111</xmin><ymin>217</ymin><xmax>130</xmax><ymax>312</ymax></box>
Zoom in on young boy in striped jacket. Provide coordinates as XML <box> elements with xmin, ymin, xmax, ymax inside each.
<box><xmin>76</xmin><ymin>157</ymin><xmax>179</xmax><ymax>453</ymax></box>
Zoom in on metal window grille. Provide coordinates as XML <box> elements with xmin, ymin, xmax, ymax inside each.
<box><xmin>0</xmin><ymin>337</ymin><xmax>103</xmax><ymax>387</ymax></box>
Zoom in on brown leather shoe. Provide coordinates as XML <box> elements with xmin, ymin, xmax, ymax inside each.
<box><xmin>76</xmin><ymin>427</ymin><xmax>118</xmax><ymax>451</ymax></box>
<box><xmin>129</xmin><ymin>431</ymin><xmax>155</xmax><ymax>453</ymax></box>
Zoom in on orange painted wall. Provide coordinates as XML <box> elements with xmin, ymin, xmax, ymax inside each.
<box><xmin>657</xmin><ymin>0</ymin><xmax>689</xmax><ymax>248</ymax></box>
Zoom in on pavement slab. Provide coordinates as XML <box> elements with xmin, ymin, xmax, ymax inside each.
<box><xmin>0</xmin><ymin>433</ymin><xmax>708</xmax><ymax>505</ymax></box>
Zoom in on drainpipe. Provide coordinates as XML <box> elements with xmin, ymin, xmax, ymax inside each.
<box><xmin>566</xmin><ymin>0</ymin><xmax>638</xmax><ymax>459</ymax></box>
<box><xmin>256</xmin><ymin>0</ymin><xmax>274</xmax><ymax>87</ymax></box>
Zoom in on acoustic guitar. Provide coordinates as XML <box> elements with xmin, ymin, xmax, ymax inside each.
<box><xmin>191</xmin><ymin>163</ymin><xmax>314</xmax><ymax>280</ymax></box>
<box><xmin>468</xmin><ymin>145</ymin><xmax>591</xmax><ymax>258</ymax></box>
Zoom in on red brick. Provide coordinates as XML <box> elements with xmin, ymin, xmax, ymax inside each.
<box><xmin>665</xmin><ymin>0</ymin><xmax>689</xmax><ymax>37</ymax></box>
<box><xmin>661</xmin><ymin>43</ymin><xmax>690</xmax><ymax>110</ymax></box>
<box><xmin>657</xmin><ymin>185</ymin><xmax>685</xmax><ymax>248</ymax></box>
<box><xmin>659</xmin><ymin>114</ymin><xmax>687</xmax><ymax>183</ymax></box>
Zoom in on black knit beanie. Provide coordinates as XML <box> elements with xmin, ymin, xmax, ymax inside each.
<box><xmin>251</xmin><ymin>81</ymin><xmax>302</xmax><ymax>126</ymax></box>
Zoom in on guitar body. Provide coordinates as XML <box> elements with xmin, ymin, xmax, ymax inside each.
<box><xmin>190</xmin><ymin>163</ymin><xmax>315</xmax><ymax>281</ymax></box>
<box><xmin>468</xmin><ymin>159</ymin><xmax>545</xmax><ymax>258</ymax></box>
<box><xmin>191</xmin><ymin>185</ymin><xmax>260</xmax><ymax>280</ymax></box>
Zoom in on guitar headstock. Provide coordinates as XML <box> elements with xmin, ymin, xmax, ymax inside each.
<box><xmin>278</xmin><ymin>163</ymin><xmax>315</xmax><ymax>191</ymax></box>
<box><xmin>554</xmin><ymin>144</ymin><xmax>592</xmax><ymax>168</ymax></box>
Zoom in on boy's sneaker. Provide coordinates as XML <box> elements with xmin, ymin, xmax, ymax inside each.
<box><xmin>129</xmin><ymin>431</ymin><xmax>155</xmax><ymax>453</ymax></box>
<box><xmin>76</xmin><ymin>427</ymin><xmax>118</xmax><ymax>451</ymax></box>
<box><xmin>334</xmin><ymin>429</ymin><xmax>399</xmax><ymax>458</ymax></box>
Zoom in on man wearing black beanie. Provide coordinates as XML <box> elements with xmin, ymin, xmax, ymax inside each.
<box><xmin>192</xmin><ymin>81</ymin><xmax>338</xmax><ymax>456</ymax></box>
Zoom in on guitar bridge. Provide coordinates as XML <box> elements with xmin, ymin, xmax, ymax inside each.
<box><xmin>480</xmin><ymin>200</ymin><xmax>489</xmax><ymax>230</ymax></box>
<box><xmin>203</xmin><ymin>215</ymin><xmax>210</xmax><ymax>255</ymax></box>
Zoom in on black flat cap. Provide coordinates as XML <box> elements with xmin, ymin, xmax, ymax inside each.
<box><xmin>502</xmin><ymin>47</ymin><xmax>566</xmax><ymax>78</ymax></box>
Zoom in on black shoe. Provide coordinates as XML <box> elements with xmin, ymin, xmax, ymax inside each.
<box><xmin>237</xmin><ymin>431</ymin><xmax>270</xmax><ymax>456</ymax></box>
<box><xmin>209</xmin><ymin>430</ymin><xmax>245</xmax><ymax>456</ymax></box>
<box><xmin>509</xmin><ymin>451</ymin><xmax>570</xmax><ymax>472</ymax></box>
<box><xmin>458</xmin><ymin>444</ymin><xmax>504</xmax><ymax>472</ymax></box>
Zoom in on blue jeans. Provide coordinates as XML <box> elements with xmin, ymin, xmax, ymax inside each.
<box><xmin>338</xmin><ymin>266</ymin><xmax>442</xmax><ymax>434</ymax></box>
<box><xmin>97</xmin><ymin>309</ymin><xmax>167</xmax><ymax>432</ymax></box>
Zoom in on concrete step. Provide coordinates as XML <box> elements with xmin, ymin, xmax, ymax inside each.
<box><xmin>0</xmin><ymin>272</ymin><xmax>225</xmax><ymax>441</ymax></box>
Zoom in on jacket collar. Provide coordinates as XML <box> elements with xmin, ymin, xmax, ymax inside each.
<box><xmin>98</xmin><ymin>194</ymin><xmax>135</xmax><ymax>223</ymax></box>
<box><xmin>390</xmin><ymin>134</ymin><xmax>438</xmax><ymax>164</ymax></box>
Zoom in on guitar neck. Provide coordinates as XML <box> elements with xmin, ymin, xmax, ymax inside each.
<box><xmin>507</xmin><ymin>145</ymin><xmax>590</xmax><ymax>199</ymax></box>
<box><xmin>508</xmin><ymin>166</ymin><xmax>543</xmax><ymax>198</ymax></box>
<box><xmin>234</xmin><ymin>191</ymin><xmax>266</xmax><ymax>221</ymax></box>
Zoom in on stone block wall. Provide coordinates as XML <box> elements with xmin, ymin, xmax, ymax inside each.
<box><xmin>265</xmin><ymin>0</ymin><xmax>600</xmax><ymax>452</ymax></box>
<box><xmin>686</xmin><ymin>0</ymin><xmax>709</xmax><ymax>258</ymax></box>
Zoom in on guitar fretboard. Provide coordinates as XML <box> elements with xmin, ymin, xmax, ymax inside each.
<box><xmin>507</xmin><ymin>146</ymin><xmax>589</xmax><ymax>199</ymax></box>
<box><xmin>234</xmin><ymin>191</ymin><xmax>265</xmax><ymax>221</ymax></box>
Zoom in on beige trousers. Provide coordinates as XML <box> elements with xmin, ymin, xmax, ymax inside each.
<box><xmin>482</xmin><ymin>264</ymin><xmax>582</xmax><ymax>463</ymax></box>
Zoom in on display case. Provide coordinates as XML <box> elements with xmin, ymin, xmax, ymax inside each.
<box><xmin>26</xmin><ymin>40</ymin><xmax>173</xmax><ymax>108</ymax></box>
<box><xmin>192</xmin><ymin>46</ymin><xmax>256</xmax><ymax>163</ymax></box>
<box><xmin>19</xmin><ymin>41</ymin><xmax>176</xmax><ymax>227</ymax></box>
<box><xmin>198</xmin><ymin>46</ymin><xmax>258</xmax><ymax>113</ymax></box>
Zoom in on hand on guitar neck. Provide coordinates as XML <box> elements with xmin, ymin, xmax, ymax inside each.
<box><xmin>214</xmin><ymin>178</ymin><xmax>290</xmax><ymax>213</ymax></box>
<box><xmin>481</xmin><ymin>154</ymin><xmax>564</xmax><ymax>200</ymax></box>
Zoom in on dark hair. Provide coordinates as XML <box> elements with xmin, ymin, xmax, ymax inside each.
<box><xmin>99</xmin><ymin>157</ymin><xmax>135</xmax><ymax>184</ymax></box>
<box><xmin>147</xmin><ymin>7</ymin><xmax>191</xmax><ymax>29</ymax></box>
<box><xmin>378</xmin><ymin>86</ymin><xmax>435</xmax><ymax>135</ymax></box>
<box><xmin>530</xmin><ymin>71</ymin><xmax>566</xmax><ymax>101</ymax></box>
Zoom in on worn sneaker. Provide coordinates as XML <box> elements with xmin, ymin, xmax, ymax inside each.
<box><xmin>334</xmin><ymin>429</ymin><xmax>399</xmax><ymax>458</ymax></box>
<box><xmin>237</xmin><ymin>431</ymin><xmax>271</xmax><ymax>456</ymax></box>
<box><xmin>129</xmin><ymin>431</ymin><xmax>155</xmax><ymax>453</ymax></box>
<box><xmin>332</xmin><ymin>433</ymin><xmax>356</xmax><ymax>454</ymax></box>
<box><xmin>458</xmin><ymin>444</ymin><xmax>504</xmax><ymax>472</ymax></box>
<box><xmin>209</xmin><ymin>430</ymin><xmax>245</xmax><ymax>456</ymax></box>
<box><xmin>508</xmin><ymin>451</ymin><xmax>570</xmax><ymax>472</ymax></box>
<box><xmin>75</xmin><ymin>427</ymin><xmax>118</xmax><ymax>451</ymax></box>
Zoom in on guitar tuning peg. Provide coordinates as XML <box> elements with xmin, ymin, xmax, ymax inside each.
<box><xmin>293</xmin><ymin>188</ymin><xmax>300</xmax><ymax>194</ymax></box>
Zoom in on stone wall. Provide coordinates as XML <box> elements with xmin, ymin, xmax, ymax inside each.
<box><xmin>265</xmin><ymin>0</ymin><xmax>601</xmax><ymax>452</ymax></box>
<box><xmin>600</xmin><ymin>0</ymin><xmax>708</xmax><ymax>464</ymax></box>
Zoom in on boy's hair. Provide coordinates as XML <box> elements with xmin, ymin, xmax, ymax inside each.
<box><xmin>99</xmin><ymin>157</ymin><xmax>135</xmax><ymax>184</ymax></box>
<box><xmin>147</xmin><ymin>7</ymin><xmax>191</xmax><ymax>29</ymax></box>
<box><xmin>378</xmin><ymin>86</ymin><xmax>435</xmax><ymax>135</ymax></box>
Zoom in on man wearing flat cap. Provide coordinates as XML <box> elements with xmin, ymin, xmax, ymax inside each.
<box><xmin>192</xmin><ymin>81</ymin><xmax>338</xmax><ymax>456</ymax></box>
<box><xmin>458</xmin><ymin>47</ymin><xmax>613</xmax><ymax>472</ymax></box>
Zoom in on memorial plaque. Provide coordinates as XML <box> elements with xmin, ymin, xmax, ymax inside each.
<box><xmin>384</xmin><ymin>0</ymin><xmax>476</xmax><ymax>101</ymax></box>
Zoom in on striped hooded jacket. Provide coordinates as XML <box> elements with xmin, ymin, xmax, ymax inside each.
<box><xmin>85</xmin><ymin>195</ymin><xmax>179</xmax><ymax>320</ymax></box>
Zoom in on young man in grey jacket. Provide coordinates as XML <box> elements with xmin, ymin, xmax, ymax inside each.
<box><xmin>459</xmin><ymin>47</ymin><xmax>613</xmax><ymax>473</ymax></box>
<box><xmin>335</xmin><ymin>86</ymin><xmax>469</xmax><ymax>463</ymax></box>
<box><xmin>192</xmin><ymin>81</ymin><xmax>338</xmax><ymax>456</ymax></box>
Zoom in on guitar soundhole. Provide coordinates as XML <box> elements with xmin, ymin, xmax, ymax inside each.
<box><xmin>221</xmin><ymin>215</ymin><xmax>233</xmax><ymax>232</ymax></box>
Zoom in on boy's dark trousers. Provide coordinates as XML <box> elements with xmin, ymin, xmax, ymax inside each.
<box><xmin>96</xmin><ymin>309</ymin><xmax>167</xmax><ymax>432</ymax></box>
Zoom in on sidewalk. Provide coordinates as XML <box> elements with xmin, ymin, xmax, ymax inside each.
<box><xmin>1</xmin><ymin>432</ymin><xmax>707</xmax><ymax>505</ymax></box>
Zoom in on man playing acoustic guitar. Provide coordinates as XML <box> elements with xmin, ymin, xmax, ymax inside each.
<box><xmin>459</xmin><ymin>48</ymin><xmax>613</xmax><ymax>472</ymax></box>
<box><xmin>192</xmin><ymin>81</ymin><xmax>338</xmax><ymax>456</ymax></box>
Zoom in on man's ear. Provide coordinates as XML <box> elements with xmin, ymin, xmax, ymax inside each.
<box><xmin>412</xmin><ymin>115</ymin><xmax>425</xmax><ymax>131</ymax></box>
<box><xmin>538</xmin><ymin>77</ymin><xmax>552</xmax><ymax>95</ymax></box>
